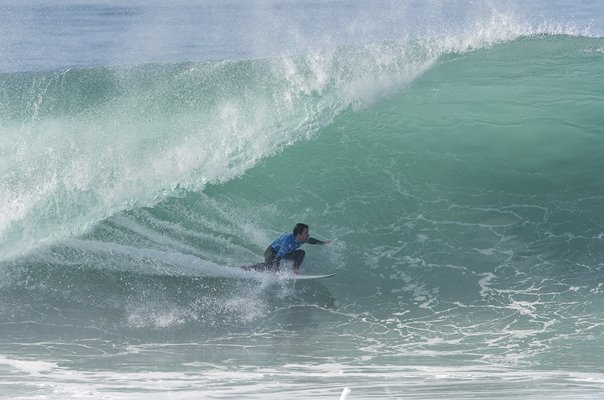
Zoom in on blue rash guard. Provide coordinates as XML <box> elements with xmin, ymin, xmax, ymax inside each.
<box><xmin>271</xmin><ymin>234</ymin><xmax>303</xmax><ymax>258</ymax></box>
<box><xmin>270</xmin><ymin>234</ymin><xmax>324</xmax><ymax>258</ymax></box>
<box><xmin>237</xmin><ymin>233</ymin><xmax>325</xmax><ymax>271</ymax></box>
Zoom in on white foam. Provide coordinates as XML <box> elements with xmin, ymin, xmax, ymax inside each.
<box><xmin>0</xmin><ymin>355</ymin><xmax>58</xmax><ymax>375</ymax></box>
<box><xmin>476</xmin><ymin>248</ymin><xmax>497</xmax><ymax>256</ymax></box>
<box><xmin>507</xmin><ymin>300</ymin><xmax>538</xmax><ymax>318</ymax></box>
<box><xmin>339</xmin><ymin>387</ymin><xmax>351</xmax><ymax>400</ymax></box>
<box><xmin>126</xmin><ymin>303</ymin><xmax>197</xmax><ymax>329</ymax></box>
<box><xmin>3</xmin><ymin>360</ymin><xmax>604</xmax><ymax>399</ymax></box>
<box><xmin>478</xmin><ymin>273</ymin><xmax>497</xmax><ymax>297</ymax></box>
<box><xmin>60</xmin><ymin>238</ymin><xmax>258</xmax><ymax>280</ymax></box>
<box><xmin>416</xmin><ymin>234</ymin><xmax>429</xmax><ymax>243</ymax></box>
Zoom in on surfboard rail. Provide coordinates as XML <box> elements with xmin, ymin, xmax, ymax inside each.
<box><xmin>240</xmin><ymin>264</ymin><xmax>335</xmax><ymax>280</ymax></box>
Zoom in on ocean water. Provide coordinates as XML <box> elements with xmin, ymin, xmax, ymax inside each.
<box><xmin>1</xmin><ymin>1</ymin><xmax>604</xmax><ymax>399</ymax></box>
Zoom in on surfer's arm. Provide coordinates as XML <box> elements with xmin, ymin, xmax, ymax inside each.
<box><xmin>308</xmin><ymin>237</ymin><xmax>332</xmax><ymax>245</ymax></box>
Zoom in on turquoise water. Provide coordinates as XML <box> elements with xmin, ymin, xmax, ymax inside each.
<box><xmin>1</xmin><ymin>2</ymin><xmax>604</xmax><ymax>399</ymax></box>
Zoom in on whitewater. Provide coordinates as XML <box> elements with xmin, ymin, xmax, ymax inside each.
<box><xmin>1</xmin><ymin>1</ymin><xmax>604</xmax><ymax>399</ymax></box>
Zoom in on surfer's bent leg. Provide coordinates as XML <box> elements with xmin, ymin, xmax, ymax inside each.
<box><xmin>240</xmin><ymin>246</ymin><xmax>276</xmax><ymax>271</ymax></box>
<box><xmin>264</xmin><ymin>246</ymin><xmax>278</xmax><ymax>270</ymax></box>
<box><xmin>283</xmin><ymin>249</ymin><xmax>305</xmax><ymax>273</ymax></box>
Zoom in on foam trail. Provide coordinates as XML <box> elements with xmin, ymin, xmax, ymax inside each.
<box><xmin>58</xmin><ymin>238</ymin><xmax>261</xmax><ymax>280</ymax></box>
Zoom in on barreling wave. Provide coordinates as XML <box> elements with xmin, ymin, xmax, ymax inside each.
<box><xmin>3</xmin><ymin>2</ymin><xmax>604</xmax><ymax>397</ymax></box>
<box><xmin>0</xmin><ymin>14</ymin><xmax>600</xmax><ymax>263</ymax></box>
<box><xmin>1</xmin><ymin>26</ymin><xmax>604</xmax><ymax>399</ymax></box>
<box><xmin>0</xmin><ymin>44</ymin><xmax>426</xmax><ymax>261</ymax></box>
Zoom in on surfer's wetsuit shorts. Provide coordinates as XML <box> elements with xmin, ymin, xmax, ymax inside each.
<box><xmin>264</xmin><ymin>246</ymin><xmax>305</xmax><ymax>270</ymax></box>
<box><xmin>263</xmin><ymin>236</ymin><xmax>324</xmax><ymax>271</ymax></box>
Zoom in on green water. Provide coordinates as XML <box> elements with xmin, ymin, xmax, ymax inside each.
<box><xmin>1</xmin><ymin>35</ymin><xmax>604</xmax><ymax>398</ymax></box>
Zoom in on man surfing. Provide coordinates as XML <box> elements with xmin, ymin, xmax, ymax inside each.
<box><xmin>242</xmin><ymin>223</ymin><xmax>332</xmax><ymax>274</ymax></box>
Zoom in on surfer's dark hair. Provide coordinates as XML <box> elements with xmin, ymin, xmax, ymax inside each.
<box><xmin>293</xmin><ymin>223</ymin><xmax>309</xmax><ymax>236</ymax></box>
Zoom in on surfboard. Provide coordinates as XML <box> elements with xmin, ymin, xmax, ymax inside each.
<box><xmin>240</xmin><ymin>264</ymin><xmax>335</xmax><ymax>280</ymax></box>
<box><xmin>285</xmin><ymin>273</ymin><xmax>336</xmax><ymax>280</ymax></box>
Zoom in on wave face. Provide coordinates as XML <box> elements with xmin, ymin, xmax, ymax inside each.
<box><xmin>1</xmin><ymin>3</ymin><xmax>604</xmax><ymax>398</ymax></box>
<box><xmin>0</xmin><ymin>44</ymin><xmax>440</xmax><ymax>261</ymax></box>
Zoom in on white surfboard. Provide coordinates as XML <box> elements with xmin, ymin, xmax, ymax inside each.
<box><xmin>240</xmin><ymin>263</ymin><xmax>335</xmax><ymax>281</ymax></box>
<box><xmin>282</xmin><ymin>273</ymin><xmax>336</xmax><ymax>280</ymax></box>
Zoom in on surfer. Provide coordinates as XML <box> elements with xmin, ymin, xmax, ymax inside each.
<box><xmin>243</xmin><ymin>223</ymin><xmax>331</xmax><ymax>274</ymax></box>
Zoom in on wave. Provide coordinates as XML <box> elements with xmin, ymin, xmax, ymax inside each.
<box><xmin>1</xmin><ymin>25</ymin><xmax>602</xmax><ymax>264</ymax></box>
<box><xmin>0</xmin><ymin>43</ymin><xmax>444</xmax><ymax>262</ymax></box>
<box><xmin>0</xmin><ymin>32</ymin><xmax>602</xmax><ymax>375</ymax></box>
<box><xmin>2</xmin><ymin>5</ymin><xmax>604</xmax><ymax>398</ymax></box>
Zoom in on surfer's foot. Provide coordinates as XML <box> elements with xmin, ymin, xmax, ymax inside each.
<box><xmin>242</xmin><ymin>264</ymin><xmax>266</xmax><ymax>271</ymax></box>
